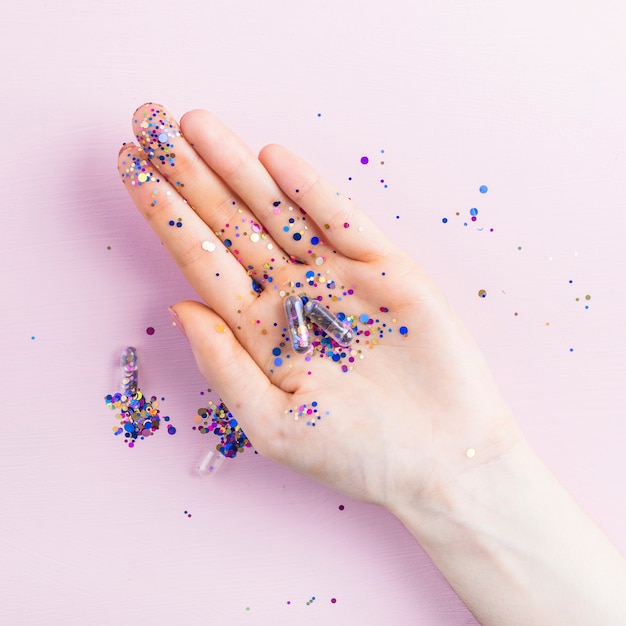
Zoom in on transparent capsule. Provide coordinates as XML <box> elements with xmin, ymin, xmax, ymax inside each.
<box><xmin>196</xmin><ymin>447</ymin><xmax>226</xmax><ymax>477</ymax></box>
<box><xmin>120</xmin><ymin>347</ymin><xmax>138</xmax><ymax>397</ymax></box>
<box><xmin>304</xmin><ymin>300</ymin><xmax>355</xmax><ymax>347</ymax></box>
<box><xmin>284</xmin><ymin>295</ymin><xmax>312</xmax><ymax>354</ymax></box>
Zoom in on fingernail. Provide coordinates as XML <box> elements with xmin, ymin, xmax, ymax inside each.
<box><xmin>133</xmin><ymin>104</ymin><xmax>182</xmax><ymax>170</ymax></box>
<box><xmin>168</xmin><ymin>307</ymin><xmax>187</xmax><ymax>338</ymax></box>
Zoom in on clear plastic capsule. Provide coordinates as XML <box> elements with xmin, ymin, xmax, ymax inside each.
<box><xmin>284</xmin><ymin>295</ymin><xmax>312</xmax><ymax>354</ymax></box>
<box><xmin>120</xmin><ymin>347</ymin><xmax>138</xmax><ymax>397</ymax></box>
<box><xmin>304</xmin><ymin>300</ymin><xmax>355</xmax><ymax>347</ymax></box>
<box><xmin>196</xmin><ymin>447</ymin><xmax>226</xmax><ymax>477</ymax></box>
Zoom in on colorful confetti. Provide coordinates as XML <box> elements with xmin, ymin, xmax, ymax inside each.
<box><xmin>104</xmin><ymin>348</ymin><xmax>173</xmax><ymax>447</ymax></box>
<box><xmin>105</xmin><ymin>390</ymin><xmax>161</xmax><ymax>448</ymax></box>
<box><xmin>134</xmin><ymin>105</ymin><xmax>181</xmax><ymax>168</ymax></box>
<box><xmin>194</xmin><ymin>401</ymin><xmax>251</xmax><ymax>458</ymax></box>
<box><xmin>285</xmin><ymin>402</ymin><xmax>327</xmax><ymax>427</ymax></box>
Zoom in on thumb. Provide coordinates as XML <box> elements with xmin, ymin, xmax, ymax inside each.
<box><xmin>169</xmin><ymin>300</ymin><xmax>285</xmax><ymax>458</ymax></box>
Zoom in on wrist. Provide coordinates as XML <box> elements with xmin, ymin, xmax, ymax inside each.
<box><xmin>389</xmin><ymin>439</ymin><xmax>626</xmax><ymax>625</ymax></box>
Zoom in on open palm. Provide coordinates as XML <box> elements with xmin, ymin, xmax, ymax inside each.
<box><xmin>118</xmin><ymin>104</ymin><xmax>521</xmax><ymax>513</ymax></box>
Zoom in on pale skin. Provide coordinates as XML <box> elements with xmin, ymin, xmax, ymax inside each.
<box><xmin>118</xmin><ymin>103</ymin><xmax>626</xmax><ymax>625</ymax></box>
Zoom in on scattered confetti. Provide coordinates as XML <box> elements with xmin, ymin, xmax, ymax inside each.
<box><xmin>184</xmin><ymin>510</ymin><xmax>192</xmax><ymax>518</ymax></box>
<box><xmin>104</xmin><ymin>348</ymin><xmax>166</xmax><ymax>447</ymax></box>
<box><xmin>286</xmin><ymin>402</ymin><xmax>327</xmax><ymax>427</ymax></box>
<box><xmin>134</xmin><ymin>105</ymin><xmax>181</xmax><ymax>169</ymax></box>
<box><xmin>478</xmin><ymin>289</ymin><xmax>487</xmax><ymax>298</ymax></box>
<box><xmin>194</xmin><ymin>401</ymin><xmax>251</xmax><ymax>458</ymax></box>
<box><xmin>105</xmin><ymin>391</ymin><xmax>161</xmax><ymax>447</ymax></box>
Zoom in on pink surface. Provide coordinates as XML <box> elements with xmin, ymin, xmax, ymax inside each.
<box><xmin>2</xmin><ymin>2</ymin><xmax>626</xmax><ymax>624</ymax></box>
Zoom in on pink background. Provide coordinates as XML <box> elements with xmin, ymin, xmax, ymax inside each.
<box><xmin>2</xmin><ymin>1</ymin><xmax>626</xmax><ymax>624</ymax></box>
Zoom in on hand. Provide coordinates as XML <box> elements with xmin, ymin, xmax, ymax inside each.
<box><xmin>117</xmin><ymin>103</ymin><xmax>523</xmax><ymax>513</ymax></box>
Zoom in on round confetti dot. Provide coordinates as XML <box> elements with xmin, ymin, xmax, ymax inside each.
<box><xmin>137</xmin><ymin>173</ymin><xmax>148</xmax><ymax>183</ymax></box>
<box><xmin>202</xmin><ymin>240</ymin><xmax>216</xmax><ymax>252</ymax></box>
<box><xmin>343</xmin><ymin>222</ymin><xmax>350</xmax><ymax>229</ymax></box>
<box><xmin>442</xmin><ymin>217</ymin><xmax>448</xmax><ymax>223</ymax></box>
<box><xmin>331</xmin><ymin>598</ymin><xmax>337</xmax><ymax>604</ymax></box>
<box><xmin>146</xmin><ymin>327</ymin><xmax>155</xmax><ymax>335</ymax></box>
<box><xmin>466</xmin><ymin>448</ymin><xmax>476</xmax><ymax>458</ymax></box>
<box><xmin>479</xmin><ymin>185</ymin><xmax>488</xmax><ymax>193</ymax></box>
<box><xmin>360</xmin><ymin>156</ymin><xmax>369</xmax><ymax>164</ymax></box>
<box><xmin>399</xmin><ymin>326</ymin><xmax>408</xmax><ymax>336</ymax></box>
<box><xmin>338</xmin><ymin>504</ymin><xmax>345</xmax><ymax>511</ymax></box>
<box><xmin>478</xmin><ymin>289</ymin><xmax>487</xmax><ymax>298</ymax></box>
<box><xmin>250</xmin><ymin>233</ymin><xmax>260</xmax><ymax>243</ymax></box>
<box><xmin>158</xmin><ymin>132</ymin><xmax>168</xmax><ymax>142</ymax></box>
<box><xmin>216</xmin><ymin>324</ymin><xmax>226</xmax><ymax>333</ymax></box>
<box><xmin>470</xmin><ymin>208</ymin><xmax>478</xmax><ymax>216</ymax></box>
<box><xmin>168</xmin><ymin>425</ymin><xmax>176</xmax><ymax>435</ymax></box>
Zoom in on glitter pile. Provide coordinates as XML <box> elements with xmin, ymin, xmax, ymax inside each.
<box><xmin>105</xmin><ymin>391</ymin><xmax>161</xmax><ymax>448</ymax></box>
<box><xmin>194</xmin><ymin>401</ymin><xmax>251</xmax><ymax>458</ymax></box>
<box><xmin>104</xmin><ymin>347</ymin><xmax>162</xmax><ymax>447</ymax></box>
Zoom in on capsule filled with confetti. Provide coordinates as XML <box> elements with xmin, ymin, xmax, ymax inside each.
<box><xmin>284</xmin><ymin>295</ymin><xmax>312</xmax><ymax>354</ymax></box>
<box><xmin>120</xmin><ymin>347</ymin><xmax>138</xmax><ymax>396</ymax></box>
<box><xmin>104</xmin><ymin>347</ymin><xmax>161</xmax><ymax>447</ymax></box>
<box><xmin>304</xmin><ymin>300</ymin><xmax>355</xmax><ymax>347</ymax></box>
